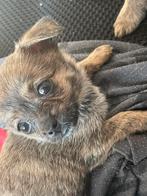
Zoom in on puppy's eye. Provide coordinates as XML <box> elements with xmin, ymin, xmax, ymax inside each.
<box><xmin>37</xmin><ymin>80</ymin><xmax>54</xmax><ymax>97</ymax></box>
<box><xmin>17</xmin><ymin>122</ymin><xmax>32</xmax><ymax>134</ymax></box>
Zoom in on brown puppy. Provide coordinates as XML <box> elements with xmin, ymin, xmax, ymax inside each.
<box><xmin>0</xmin><ymin>17</ymin><xmax>146</xmax><ymax>196</ymax></box>
<box><xmin>114</xmin><ymin>0</ymin><xmax>147</xmax><ymax>37</ymax></box>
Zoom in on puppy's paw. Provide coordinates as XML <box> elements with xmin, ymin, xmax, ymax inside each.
<box><xmin>104</xmin><ymin>111</ymin><xmax>147</xmax><ymax>143</ymax></box>
<box><xmin>89</xmin><ymin>45</ymin><xmax>113</xmax><ymax>66</ymax></box>
<box><xmin>93</xmin><ymin>45</ymin><xmax>113</xmax><ymax>58</ymax></box>
<box><xmin>114</xmin><ymin>5</ymin><xmax>146</xmax><ymax>38</ymax></box>
<box><xmin>114</xmin><ymin>17</ymin><xmax>139</xmax><ymax>38</ymax></box>
<box><xmin>77</xmin><ymin>45</ymin><xmax>112</xmax><ymax>76</ymax></box>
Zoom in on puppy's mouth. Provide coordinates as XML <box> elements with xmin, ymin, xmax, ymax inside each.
<box><xmin>42</xmin><ymin>105</ymin><xmax>79</xmax><ymax>142</ymax></box>
<box><xmin>48</xmin><ymin>122</ymin><xmax>74</xmax><ymax>138</ymax></box>
<box><xmin>42</xmin><ymin>121</ymin><xmax>75</xmax><ymax>143</ymax></box>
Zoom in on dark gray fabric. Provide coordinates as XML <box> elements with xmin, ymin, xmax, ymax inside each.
<box><xmin>87</xmin><ymin>134</ymin><xmax>147</xmax><ymax>196</ymax></box>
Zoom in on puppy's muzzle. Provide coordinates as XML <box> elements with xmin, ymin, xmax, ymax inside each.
<box><xmin>41</xmin><ymin>103</ymin><xmax>79</xmax><ymax>140</ymax></box>
<box><xmin>43</xmin><ymin>117</ymin><xmax>73</xmax><ymax>139</ymax></box>
<box><xmin>48</xmin><ymin>119</ymin><xmax>66</xmax><ymax>137</ymax></box>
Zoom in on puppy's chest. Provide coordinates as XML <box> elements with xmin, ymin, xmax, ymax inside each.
<box><xmin>0</xmin><ymin>152</ymin><xmax>87</xmax><ymax>196</ymax></box>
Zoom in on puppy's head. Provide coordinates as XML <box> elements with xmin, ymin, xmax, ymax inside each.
<box><xmin>0</xmin><ymin>18</ymin><xmax>107</xmax><ymax>143</ymax></box>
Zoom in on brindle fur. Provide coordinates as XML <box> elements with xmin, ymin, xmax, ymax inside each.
<box><xmin>0</xmin><ymin>18</ymin><xmax>147</xmax><ymax>196</ymax></box>
<box><xmin>114</xmin><ymin>0</ymin><xmax>147</xmax><ymax>37</ymax></box>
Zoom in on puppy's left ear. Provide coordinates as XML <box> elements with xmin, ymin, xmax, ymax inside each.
<box><xmin>16</xmin><ymin>17</ymin><xmax>63</xmax><ymax>50</ymax></box>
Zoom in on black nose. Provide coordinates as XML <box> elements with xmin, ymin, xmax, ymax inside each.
<box><xmin>48</xmin><ymin>119</ymin><xmax>62</xmax><ymax>138</ymax></box>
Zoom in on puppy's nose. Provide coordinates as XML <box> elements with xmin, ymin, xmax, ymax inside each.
<box><xmin>48</xmin><ymin>119</ymin><xmax>62</xmax><ymax>137</ymax></box>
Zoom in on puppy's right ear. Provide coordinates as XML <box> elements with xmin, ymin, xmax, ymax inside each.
<box><xmin>16</xmin><ymin>17</ymin><xmax>63</xmax><ymax>50</ymax></box>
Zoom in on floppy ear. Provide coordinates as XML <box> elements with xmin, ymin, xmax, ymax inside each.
<box><xmin>16</xmin><ymin>17</ymin><xmax>63</xmax><ymax>49</ymax></box>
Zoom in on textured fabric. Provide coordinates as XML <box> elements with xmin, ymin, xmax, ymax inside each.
<box><xmin>0</xmin><ymin>0</ymin><xmax>147</xmax><ymax>57</ymax></box>
<box><xmin>89</xmin><ymin>140</ymin><xmax>147</xmax><ymax>196</ymax></box>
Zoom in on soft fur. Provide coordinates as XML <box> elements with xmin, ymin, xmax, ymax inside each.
<box><xmin>114</xmin><ymin>0</ymin><xmax>147</xmax><ymax>37</ymax></box>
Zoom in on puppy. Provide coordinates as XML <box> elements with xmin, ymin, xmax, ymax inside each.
<box><xmin>114</xmin><ymin>0</ymin><xmax>147</xmax><ymax>37</ymax></box>
<box><xmin>0</xmin><ymin>17</ymin><xmax>147</xmax><ymax>196</ymax></box>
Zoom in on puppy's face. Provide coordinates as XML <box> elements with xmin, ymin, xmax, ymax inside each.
<box><xmin>0</xmin><ymin>48</ymin><xmax>81</xmax><ymax>143</ymax></box>
<box><xmin>0</xmin><ymin>18</ymin><xmax>103</xmax><ymax>143</ymax></box>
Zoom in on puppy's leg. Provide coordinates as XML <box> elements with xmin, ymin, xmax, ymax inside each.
<box><xmin>76</xmin><ymin>45</ymin><xmax>112</xmax><ymax>76</ymax></box>
<box><xmin>104</xmin><ymin>111</ymin><xmax>147</xmax><ymax>142</ymax></box>
<box><xmin>86</xmin><ymin>111</ymin><xmax>147</xmax><ymax>170</ymax></box>
<box><xmin>97</xmin><ymin>111</ymin><xmax>147</xmax><ymax>166</ymax></box>
<box><xmin>114</xmin><ymin>0</ymin><xmax>147</xmax><ymax>37</ymax></box>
